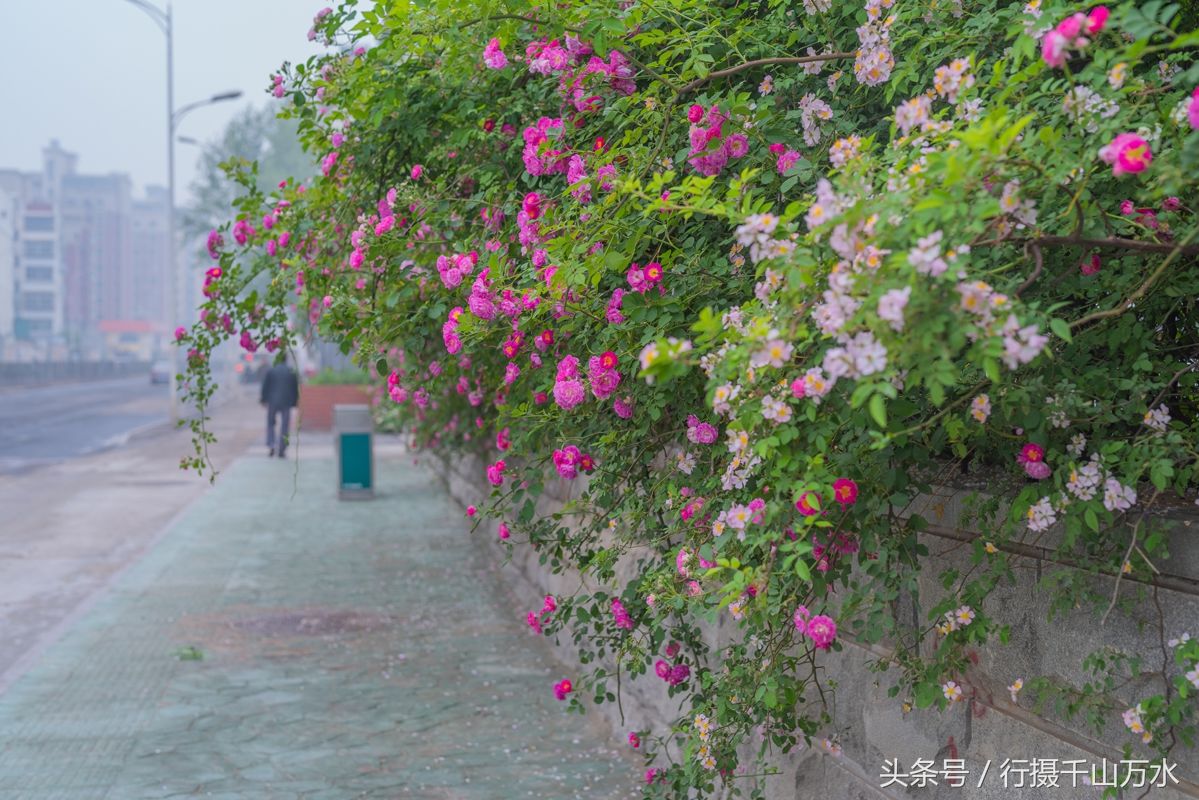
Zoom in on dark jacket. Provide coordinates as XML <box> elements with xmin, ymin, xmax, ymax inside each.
<box><xmin>261</xmin><ymin>363</ymin><xmax>299</xmax><ymax>409</ymax></box>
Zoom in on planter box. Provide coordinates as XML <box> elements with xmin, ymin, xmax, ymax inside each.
<box><xmin>298</xmin><ymin>384</ymin><xmax>372</xmax><ymax>431</ymax></box>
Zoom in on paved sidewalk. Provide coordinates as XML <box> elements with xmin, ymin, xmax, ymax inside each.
<box><xmin>0</xmin><ymin>392</ymin><xmax>262</xmax><ymax>688</ymax></box>
<box><xmin>0</xmin><ymin>452</ymin><xmax>638</xmax><ymax>799</ymax></box>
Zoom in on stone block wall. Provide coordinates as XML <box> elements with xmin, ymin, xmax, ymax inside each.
<box><xmin>437</xmin><ymin>454</ymin><xmax>1199</xmax><ymax>799</ymax></box>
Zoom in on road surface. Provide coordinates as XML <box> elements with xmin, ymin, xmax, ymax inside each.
<box><xmin>0</xmin><ymin>392</ymin><xmax>262</xmax><ymax>691</ymax></box>
<box><xmin>0</xmin><ymin>377</ymin><xmax>168</xmax><ymax>474</ymax></box>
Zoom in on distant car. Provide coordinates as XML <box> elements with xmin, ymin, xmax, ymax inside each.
<box><xmin>150</xmin><ymin>361</ymin><xmax>173</xmax><ymax>384</ymax></box>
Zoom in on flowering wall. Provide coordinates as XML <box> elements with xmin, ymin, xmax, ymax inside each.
<box><xmin>181</xmin><ymin>0</ymin><xmax>1199</xmax><ymax>794</ymax></box>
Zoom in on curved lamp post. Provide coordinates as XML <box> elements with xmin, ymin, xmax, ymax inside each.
<box><xmin>121</xmin><ymin>0</ymin><xmax>241</xmax><ymax>421</ymax></box>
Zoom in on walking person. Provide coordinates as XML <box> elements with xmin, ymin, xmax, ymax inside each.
<box><xmin>261</xmin><ymin>354</ymin><xmax>299</xmax><ymax>458</ymax></box>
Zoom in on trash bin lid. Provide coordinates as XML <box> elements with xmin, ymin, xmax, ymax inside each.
<box><xmin>333</xmin><ymin>404</ymin><xmax>373</xmax><ymax>432</ymax></box>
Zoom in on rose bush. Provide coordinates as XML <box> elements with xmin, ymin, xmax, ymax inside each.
<box><xmin>181</xmin><ymin>0</ymin><xmax>1199</xmax><ymax>794</ymax></box>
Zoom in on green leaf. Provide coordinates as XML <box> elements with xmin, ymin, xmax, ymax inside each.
<box><xmin>915</xmin><ymin>682</ymin><xmax>940</xmax><ymax>709</ymax></box>
<box><xmin>794</xmin><ymin>558</ymin><xmax>811</xmax><ymax>582</ymax></box>
<box><xmin>1049</xmin><ymin>318</ymin><xmax>1072</xmax><ymax>343</ymax></box>
<box><xmin>869</xmin><ymin>393</ymin><xmax>887</xmax><ymax>429</ymax></box>
<box><xmin>983</xmin><ymin>357</ymin><xmax>1001</xmax><ymax>384</ymax></box>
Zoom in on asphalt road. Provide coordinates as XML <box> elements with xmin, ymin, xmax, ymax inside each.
<box><xmin>0</xmin><ymin>377</ymin><xmax>169</xmax><ymax>474</ymax></box>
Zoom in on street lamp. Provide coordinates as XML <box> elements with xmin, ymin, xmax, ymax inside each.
<box><xmin>121</xmin><ymin>0</ymin><xmax>241</xmax><ymax>422</ymax></box>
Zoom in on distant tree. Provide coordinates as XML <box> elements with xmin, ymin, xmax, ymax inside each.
<box><xmin>181</xmin><ymin>105</ymin><xmax>311</xmax><ymax>240</ymax></box>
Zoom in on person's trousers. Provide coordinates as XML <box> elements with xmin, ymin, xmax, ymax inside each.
<box><xmin>266</xmin><ymin>405</ymin><xmax>291</xmax><ymax>452</ymax></box>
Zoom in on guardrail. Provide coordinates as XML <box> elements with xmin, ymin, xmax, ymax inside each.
<box><xmin>0</xmin><ymin>361</ymin><xmax>153</xmax><ymax>386</ymax></box>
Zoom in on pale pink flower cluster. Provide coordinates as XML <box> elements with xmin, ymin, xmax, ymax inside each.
<box><xmin>754</xmin><ymin>269</ymin><xmax>785</xmax><ymax>302</ymax></box>
<box><xmin>895</xmin><ymin>95</ymin><xmax>933</xmax><ymax>136</ymax></box>
<box><xmin>999</xmin><ymin>180</ymin><xmax>1038</xmax><ymax>229</ymax></box>
<box><xmin>805</xmin><ymin>179</ymin><xmax>844</xmax><ymax>231</ymax></box>
<box><xmin>802</xmin><ymin>367</ymin><xmax>834</xmax><ymax>404</ymax></box>
<box><xmin>761</xmin><ymin>394</ymin><xmax>793</xmax><ymax>424</ymax></box>
<box><xmin>637</xmin><ymin>338</ymin><xmax>691</xmax><ymax>382</ymax></box>
<box><xmin>734</xmin><ymin>213</ymin><xmax>793</xmax><ymax>264</ymax></box>
<box><xmin>1143</xmin><ymin>404</ymin><xmax>1170</xmax><ymax>433</ymax></box>
<box><xmin>721</xmin><ymin>450</ymin><xmax>761</xmax><ymax>491</ymax></box>
<box><xmin>876</xmin><ymin>286</ymin><xmax>911</xmax><ymax>331</ymax></box>
<box><xmin>938</xmin><ymin>605</ymin><xmax>976</xmax><ymax>634</ymax></box>
<box><xmin>908</xmin><ymin>230</ymin><xmax>951</xmax><ymax>277</ymax></box>
<box><xmin>855</xmin><ymin>0</ymin><xmax>896</xmax><ymax>86</ymax></box>
<box><xmin>751</xmin><ymin>336</ymin><xmax>794</xmax><ymax>368</ymax></box>
<box><xmin>1062</xmin><ymin>86</ymin><xmax>1119</xmax><ymax>134</ymax></box>
<box><xmin>1026</xmin><ymin>496</ymin><xmax>1057</xmax><ymax>532</ymax></box>
<box><xmin>1066</xmin><ymin>456</ymin><xmax>1103</xmax><ymax>500</ymax></box>
<box><xmin>803</xmin><ymin>0</ymin><xmax>831</xmax><ymax>13</ymax></box>
<box><xmin>970</xmin><ymin>394</ymin><xmax>991</xmax><ymax>423</ymax></box>
<box><xmin>714</xmin><ymin>498</ymin><xmax>766</xmax><ymax>541</ymax></box>
<box><xmin>828</xmin><ymin>135</ymin><xmax>862</xmax><ymax>168</ymax></box>
<box><xmin>728</xmin><ymin>596</ymin><xmax>747</xmax><ymax>620</ymax></box>
<box><xmin>823</xmin><ymin>331</ymin><xmax>888</xmax><ymax>381</ymax></box>
<box><xmin>712</xmin><ymin>383</ymin><xmax>740</xmax><ymax>416</ymax></box>
<box><xmin>1103</xmin><ymin>478</ymin><xmax>1137</xmax><ymax>512</ymax></box>
<box><xmin>957</xmin><ymin>280</ymin><xmax>1010</xmax><ymax>324</ymax></box>
<box><xmin>799</xmin><ymin>94</ymin><xmax>834</xmax><ymax>146</ymax></box>
<box><xmin>812</xmin><ymin>267</ymin><xmax>861</xmax><ymax>338</ymax></box>
<box><xmin>1123</xmin><ymin>704</ymin><xmax>1152</xmax><ymax>744</ymax></box>
<box><xmin>802</xmin><ymin>47</ymin><xmax>829</xmax><ymax>76</ymax></box>
<box><xmin>933</xmin><ymin>58</ymin><xmax>974</xmax><ymax>103</ymax></box>
<box><xmin>1000</xmin><ymin>315</ymin><xmax>1049</xmax><ymax>370</ymax></box>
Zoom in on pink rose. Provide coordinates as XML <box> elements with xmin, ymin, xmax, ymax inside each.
<box><xmin>1086</xmin><ymin>5</ymin><xmax>1109</xmax><ymax>34</ymax></box>
<box><xmin>1099</xmin><ymin>133</ymin><xmax>1151</xmax><ymax>176</ymax></box>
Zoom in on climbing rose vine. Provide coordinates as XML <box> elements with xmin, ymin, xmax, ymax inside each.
<box><xmin>181</xmin><ymin>0</ymin><xmax>1199</xmax><ymax>795</ymax></box>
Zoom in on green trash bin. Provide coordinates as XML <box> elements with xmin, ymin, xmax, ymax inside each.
<box><xmin>333</xmin><ymin>404</ymin><xmax>374</xmax><ymax>500</ymax></box>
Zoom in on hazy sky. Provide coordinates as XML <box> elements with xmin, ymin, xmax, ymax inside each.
<box><xmin>0</xmin><ymin>1</ymin><xmax>326</xmax><ymax>203</ymax></box>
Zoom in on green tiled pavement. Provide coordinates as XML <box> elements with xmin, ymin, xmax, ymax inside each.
<box><xmin>0</xmin><ymin>455</ymin><xmax>638</xmax><ymax>799</ymax></box>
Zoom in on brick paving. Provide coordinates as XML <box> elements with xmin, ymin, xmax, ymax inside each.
<box><xmin>0</xmin><ymin>451</ymin><xmax>638</xmax><ymax>799</ymax></box>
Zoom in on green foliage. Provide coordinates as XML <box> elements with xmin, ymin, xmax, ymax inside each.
<box><xmin>177</xmin><ymin>0</ymin><xmax>1199</xmax><ymax>793</ymax></box>
<box><xmin>306</xmin><ymin>367</ymin><xmax>371</xmax><ymax>385</ymax></box>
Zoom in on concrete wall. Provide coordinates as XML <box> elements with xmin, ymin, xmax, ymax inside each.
<box><xmin>438</xmin><ymin>454</ymin><xmax>1199</xmax><ymax>799</ymax></box>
